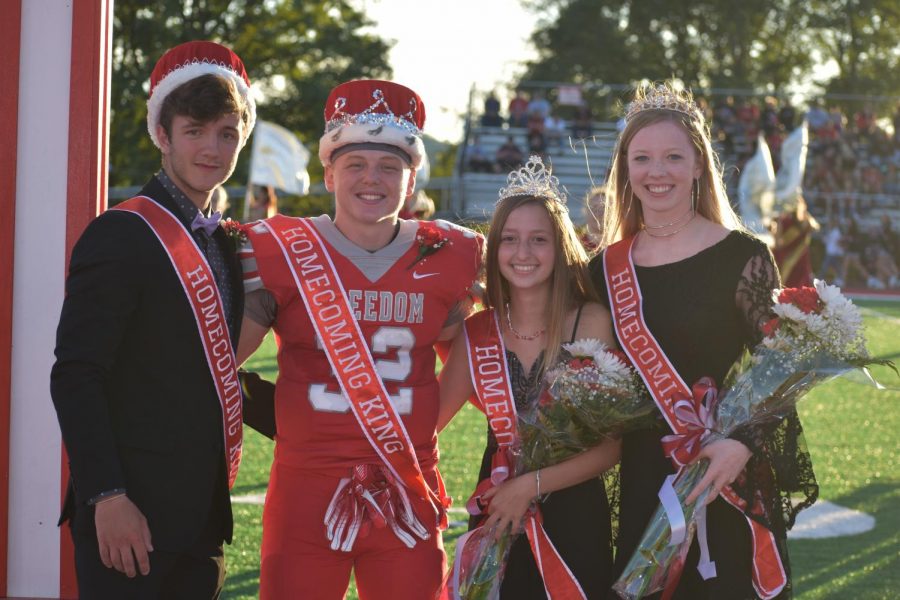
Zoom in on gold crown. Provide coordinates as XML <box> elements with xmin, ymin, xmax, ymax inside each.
<box><xmin>497</xmin><ymin>155</ymin><xmax>567</xmax><ymax>206</ymax></box>
<box><xmin>625</xmin><ymin>84</ymin><xmax>702</xmax><ymax>122</ymax></box>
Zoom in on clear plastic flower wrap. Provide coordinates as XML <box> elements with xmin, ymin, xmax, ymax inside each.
<box><xmin>518</xmin><ymin>339</ymin><xmax>658</xmax><ymax>472</ymax></box>
<box><xmin>613</xmin><ymin>281</ymin><xmax>897</xmax><ymax>600</ymax></box>
<box><xmin>447</xmin><ymin>339</ymin><xmax>657</xmax><ymax>600</ymax></box>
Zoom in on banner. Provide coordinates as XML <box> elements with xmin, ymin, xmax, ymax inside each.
<box><xmin>248</xmin><ymin>120</ymin><xmax>310</xmax><ymax>195</ymax></box>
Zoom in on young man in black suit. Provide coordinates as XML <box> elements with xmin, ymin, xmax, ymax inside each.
<box><xmin>51</xmin><ymin>41</ymin><xmax>256</xmax><ymax>598</ymax></box>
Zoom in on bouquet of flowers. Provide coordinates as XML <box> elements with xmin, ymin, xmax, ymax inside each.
<box><xmin>519</xmin><ymin>339</ymin><xmax>658</xmax><ymax>470</ymax></box>
<box><xmin>448</xmin><ymin>339</ymin><xmax>656</xmax><ymax>600</ymax></box>
<box><xmin>612</xmin><ymin>281</ymin><xmax>895</xmax><ymax>600</ymax></box>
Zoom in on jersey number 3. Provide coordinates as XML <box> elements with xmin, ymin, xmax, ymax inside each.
<box><xmin>308</xmin><ymin>326</ymin><xmax>415</xmax><ymax>414</ymax></box>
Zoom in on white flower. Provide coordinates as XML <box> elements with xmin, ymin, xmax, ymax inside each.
<box><xmin>772</xmin><ymin>301</ymin><xmax>811</xmax><ymax>325</ymax></box>
<box><xmin>769</xmin><ymin>280</ymin><xmax>868</xmax><ymax>360</ymax></box>
<box><xmin>563</xmin><ymin>338</ymin><xmax>609</xmax><ymax>359</ymax></box>
<box><xmin>591</xmin><ymin>349</ymin><xmax>634</xmax><ymax>382</ymax></box>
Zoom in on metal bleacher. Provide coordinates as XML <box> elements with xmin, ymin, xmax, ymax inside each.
<box><xmin>451</xmin><ymin>123</ymin><xmax>619</xmax><ymax>224</ymax></box>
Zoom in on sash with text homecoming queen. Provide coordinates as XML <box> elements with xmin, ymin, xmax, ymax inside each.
<box><xmin>603</xmin><ymin>236</ymin><xmax>786</xmax><ymax>600</ymax></box>
<box><xmin>452</xmin><ymin>308</ymin><xmax>587</xmax><ymax>600</ymax></box>
<box><xmin>112</xmin><ymin>197</ymin><xmax>243</xmax><ymax>488</ymax></box>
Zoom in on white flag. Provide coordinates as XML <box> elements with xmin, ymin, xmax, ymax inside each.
<box><xmin>738</xmin><ymin>133</ymin><xmax>776</xmax><ymax>242</ymax></box>
<box><xmin>248</xmin><ymin>120</ymin><xmax>310</xmax><ymax>195</ymax></box>
<box><xmin>774</xmin><ymin>122</ymin><xmax>808</xmax><ymax>208</ymax></box>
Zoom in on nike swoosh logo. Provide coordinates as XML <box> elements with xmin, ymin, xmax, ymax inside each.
<box><xmin>412</xmin><ymin>271</ymin><xmax>440</xmax><ymax>279</ymax></box>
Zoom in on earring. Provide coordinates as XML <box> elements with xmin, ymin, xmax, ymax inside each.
<box><xmin>691</xmin><ymin>178</ymin><xmax>698</xmax><ymax>213</ymax></box>
<box><xmin>623</xmin><ymin>179</ymin><xmax>633</xmax><ymax>215</ymax></box>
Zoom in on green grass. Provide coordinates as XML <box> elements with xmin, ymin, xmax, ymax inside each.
<box><xmin>223</xmin><ymin>300</ymin><xmax>900</xmax><ymax>599</ymax></box>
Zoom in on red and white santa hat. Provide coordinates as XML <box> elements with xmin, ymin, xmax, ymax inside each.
<box><xmin>146</xmin><ymin>40</ymin><xmax>256</xmax><ymax>149</ymax></box>
<box><xmin>319</xmin><ymin>79</ymin><xmax>426</xmax><ymax>168</ymax></box>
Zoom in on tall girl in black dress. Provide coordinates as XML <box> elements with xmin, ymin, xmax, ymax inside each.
<box><xmin>590</xmin><ymin>83</ymin><xmax>818</xmax><ymax>599</ymax></box>
<box><xmin>439</xmin><ymin>157</ymin><xmax>620</xmax><ymax>599</ymax></box>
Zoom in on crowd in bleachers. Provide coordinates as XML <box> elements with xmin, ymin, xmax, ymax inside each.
<box><xmin>469</xmin><ymin>89</ymin><xmax>596</xmax><ymax>173</ymax></box>
<box><xmin>709</xmin><ymin>96</ymin><xmax>900</xmax><ymax>214</ymax></box>
<box><xmin>707</xmin><ymin>95</ymin><xmax>900</xmax><ymax>290</ymax></box>
<box><xmin>464</xmin><ymin>88</ymin><xmax>900</xmax><ymax>291</ymax></box>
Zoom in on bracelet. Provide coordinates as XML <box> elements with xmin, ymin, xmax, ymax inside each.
<box><xmin>95</xmin><ymin>492</ymin><xmax>126</xmax><ymax>505</ymax></box>
<box><xmin>88</xmin><ymin>488</ymin><xmax>127</xmax><ymax>506</ymax></box>
<box><xmin>534</xmin><ymin>469</ymin><xmax>542</xmax><ymax>499</ymax></box>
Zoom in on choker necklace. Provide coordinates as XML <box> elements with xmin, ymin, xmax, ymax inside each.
<box><xmin>505</xmin><ymin>303</ymin><xmax>545</xmax><ymax>341</ymax></box>
<box><xmin>644</xmin><ymin>206</ymin><xmax>694</xmax><ymax>229</ymax></box>
<box><xmin>643</xmin><ymin>210</ymin><xmax>696</xmax><ymax>238</ymax></box>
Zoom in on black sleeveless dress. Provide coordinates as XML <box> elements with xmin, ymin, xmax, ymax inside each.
<box><xmin>470</xmin><ymin>309</ymin><xmax>614</xmax><ymax>600</ymax></box>
<box><xmin>589</xmin><ymin>231</ymin><xmax>818</xmax><ymax>600</ymax></box>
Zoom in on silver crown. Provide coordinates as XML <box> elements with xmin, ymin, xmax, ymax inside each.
<box><xmin>497</xmin><ymin>155</ymin><xmax>567</xmax><ymax>206</ymax></box>
<box><xmin>625</xmin><ymin>84</ymin><xmax>702</xmax><ymax>122</ymax></box>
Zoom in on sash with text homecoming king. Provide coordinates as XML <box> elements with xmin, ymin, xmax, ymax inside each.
<box><xmin>450</xmin><ymin>309</ymin><xmax>587</xmax><ymax>600</ymax></box>
<box><xmin>603</xmin><ymin>236</ymin><xmax>786</xmax><ymax>600</ymax></box>
<box><xmin>261</xmin><ymin>215</ymin><xmax>444</xmax><ymax>547</ymax></box>
<box><xmin>112</xmin><ymin>197</ymin><xmax>243</xmax><ymax>487</ymax></box>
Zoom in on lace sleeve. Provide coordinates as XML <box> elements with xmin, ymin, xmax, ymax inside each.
<box><xmin>731</xmin><ymin>246</ymin><xmax>780</xmax><ymax>454</ymax></box>
<box><xmin>735</xmin><ymin>244</ymin><xmax>780</xmax><ymax>347</ymax></box>
<box><xmin>729</xmin><ymin>242</ymin><xmax>818</xmax><ymax>561</ymax></box>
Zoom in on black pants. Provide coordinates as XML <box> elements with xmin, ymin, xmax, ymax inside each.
<box><xmin>72</xmin><ymin>527</ymin><xmax>225</xmax><ymax>600</ymax></box>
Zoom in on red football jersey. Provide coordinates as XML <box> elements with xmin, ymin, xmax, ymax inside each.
<box><xmin>245</xmin><ymin>216</ymin><xmax>483</xmax><ymax>476</ymax></box>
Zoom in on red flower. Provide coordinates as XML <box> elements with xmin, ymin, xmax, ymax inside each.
<box><xmin>761</xmin><ymin>317</ymin><xmax>780</xmax><ymax>337</ymax></box>
<box><xmin>418</xmin><ymin>226</ymin><xmax>444</xmax><ymax>247</ymax></box>
<box><xmin>568</xmin><ymin>357</ymin><xmax>594</xmax><ymax>369</ymax></box>
<box><xmin>221</xmin><ymin>218</ymin><xmax>248</xmax><ymax>245</ymax></box>
<box><xmin>778</xmin><ymin>286</ymin><xmax>822</xmax><ymax>314</ymax></box>
<box><xmin>538</xmin><ymin>389</ymin><xmax>555</xmax><ymax>407</ymax></box>
<box><xmin>408</xmin><ymin>223</ymin><xmax>448</xmax><ymax>269</ymax></box>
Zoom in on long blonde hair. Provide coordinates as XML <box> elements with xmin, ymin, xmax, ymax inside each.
<box><xmin>484</xmin><ymin>195</ymin><xmax>598</xmax><ymax>370</ymax></box>
<box><xmin>600</xmin><ymin>82</ymin><xmax>744</xmax><ymax>248</ymax></box>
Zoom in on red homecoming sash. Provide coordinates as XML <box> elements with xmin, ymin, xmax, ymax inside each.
<box><xmin>604</xmin><ymin>236</ymin><xmax>786</xmax><ymax>600</ymax></box>
<box><xmin>457</xmin><ymin>309</ymin><xmax>587</xmax><ymax>600</ymax></box>
<box><xmin>112</xmin><ymin>197</ymin><xmax>242</xmax><ymax>487</ymax></box>
<box><xmin>260</xmin><ymin>216</ymin><xmax>443</xmax><ymax>526</ymax></box>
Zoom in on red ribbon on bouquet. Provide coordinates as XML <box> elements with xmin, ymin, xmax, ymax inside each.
<box><xmin>661</xmin><ymin>377</ymin><xmax>719</xmax><ymax>468</ymax></box>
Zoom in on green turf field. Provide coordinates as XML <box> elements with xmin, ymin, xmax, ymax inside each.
<box><xmin>223</xmin><ymin>299</ymin><xmax>900</xmax><ymax>599</ymax></box>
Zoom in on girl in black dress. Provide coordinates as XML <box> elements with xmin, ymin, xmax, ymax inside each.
<box><xmin>439</xmin><ymin>157</ymin><xmax>620</xmax><ymax>599</ymax></box>
<box><xmin>590</xmin><ymin>82</ymin><xmax>817</xmax><ymax>599</ymax></box>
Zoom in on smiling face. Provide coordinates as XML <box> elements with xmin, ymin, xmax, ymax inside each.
<box><xmin>325</xmin><ymin>149</ymin><xmax>416</xmax><ymax>232</ymax></box>
<box><xmin>626</xmin><ymin>119</ymin><xmax>702</xmax><ymax>224</ymax></box>
<box><xmin>157</xmin><ymin>112</ymin><xmax>243</xmax><ymax>209</ymax></box>
<box><xmin>497</xmin><ymin>202</ymin><xmax>556</xmax><ymax>293</ymax></box>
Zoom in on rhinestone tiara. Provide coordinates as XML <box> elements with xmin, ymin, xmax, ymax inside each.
<box><xmin>625</xmin><ymin>83</ymin><xmax>702</xmax><ymax>122</ymax></box>
<box><xmin>325</xmin><ymin>88</ymin><xmax>421</xmax><ymax>136</ymax></box>
<box><xmin>497</xmin><ymin>155</ymin><xmax>567</xmax><ymax>206</ymax></box>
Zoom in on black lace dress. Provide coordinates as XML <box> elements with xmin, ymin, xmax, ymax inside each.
<box><xmin>471</xmin><ymin>346</ymin><xmax>614</xmax><ymax>599</ymax></box>
<box><xmin>589</xmin><ymin>231</ymin><xmax>818</xmax><ymax>600</ymax></box>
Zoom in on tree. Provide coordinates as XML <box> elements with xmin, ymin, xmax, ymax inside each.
<box><xmin>521</xmin><ymin>0</ymin><xmax>819</xmax><ymax>97</ymax></box>
<box><xmin>110</xmin><ymin>0</ymin><xmax>392</xmax><ymax>186</ymax></box>
<box><xmin>808</xmin><ymin>0</ymin><xmax>900</xmax><ymax>104</ymax></box>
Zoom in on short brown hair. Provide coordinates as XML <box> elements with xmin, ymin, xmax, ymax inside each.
<box><xmin>157</xmin><ymin>73</ymin><xmax>250</xmax><ymax>137</ymax></box>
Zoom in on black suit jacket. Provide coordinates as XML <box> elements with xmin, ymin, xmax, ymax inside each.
<box><xmin>51</xmin><ymin>177</ymin><xmax>245</xmax><ymax>551</ymax></box>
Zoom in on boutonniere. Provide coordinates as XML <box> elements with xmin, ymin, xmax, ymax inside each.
<box><xmin>222</xmin><ymin>218</ymin><xmax>248</xmax><ymax>247</ymax></box>
<box><xmin>408</xmin><ymin>222</ymin><xmax>448</xmax><ymax>269</ymax></box>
